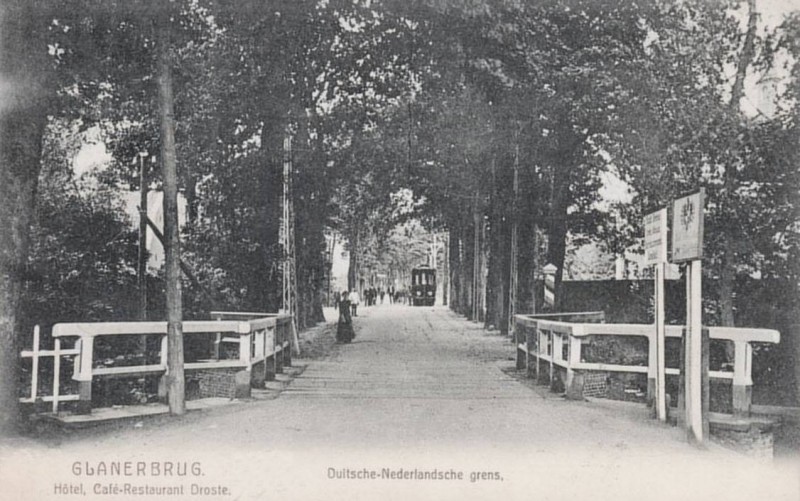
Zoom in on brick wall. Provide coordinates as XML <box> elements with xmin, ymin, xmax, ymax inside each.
<box><xmin>186</xmin><ymin>368</ymin><xmax>240</xmax><ymax>399</ymax></box>
<box><xmin>583</xmin><ymin>372</ymin><xmax>609</xmax><ymax>398</ymax></box>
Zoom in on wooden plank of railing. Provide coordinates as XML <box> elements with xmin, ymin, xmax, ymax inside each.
<box><xmin>567</xmin><ymin>323</ymin><xmax>779</xmax><ymax>344</ymax></box>
<box><xmin>92</xmin><ymin>359</ymin><xmax>255</xmax><ymax>378</ymax></box>
<box><xmin>20</xmin><ymin>347</ymin><xmax>80</xmax><ymax>357</ymax></box>
<box><xmin>571</xmin><ymin>362</ymin><xmax>648</xmax><ymax>374</ymax></box>
<box><xmin>185</xmin><ymin>360</ymin><xmax>248</xmax><ymax>370</ymax></box>
<box><xmin>537</xmin><ymin>321</ymin><xmax>573</xmax><ymax>336</ymax></box>
<box><xmin>52</xmin><ymin>320</ymin><xmax>250</xmax><ymax>338</ymax></box>
<box><xmin>522</xmin><ymin>311</ymin><xmax>605</xmax><ymax>323</ymax></box>
<box><xmin>705</xmin><ymin>326</ymin><xmax>779</xmax><ymax>343</ymax></box>
<box><xmin>93</xmin><ymin>365</ymin><xmax>167</xmax><ymax>377</ymax></box>
<box><xmin>248</xmin><ymin>317</ymin><xmax>279</xmax><ymax>331</ymax></box>
<box><xmin>210</xmin><ymin>311</ymin><xmax>277</xmax><ymax>320</ymax></box>
<box><xmin>20</xmin><ymin>395</ymin><xmax>79</xmax><ymax>404</ymax></box>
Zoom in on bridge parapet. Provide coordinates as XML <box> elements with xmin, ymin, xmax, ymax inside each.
<box><xmin>513</xmin><ymin>314</ymin><xmax>779</xmax><ymax>416</ymax></box>
<box><xmin>20</xmin><ymin>313</ymin><xmax>293</xmax><ymax>416</ymax></box>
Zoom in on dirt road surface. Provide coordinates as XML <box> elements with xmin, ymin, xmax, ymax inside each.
<box><xmin>1</xmin><ymin>305</ymin><xmax>798</xmax><ymax>501</ymax></box>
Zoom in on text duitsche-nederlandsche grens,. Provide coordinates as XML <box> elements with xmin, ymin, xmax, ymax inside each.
<box><xmin>327</xmin><ymin>467</ymin><xmax>503</xmax><ymax>482</ymax></box>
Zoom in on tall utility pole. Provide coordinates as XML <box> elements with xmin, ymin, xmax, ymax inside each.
<box><xmin>281</xmin><ymin>136</ymin><xmax>300</xmax><ymax>355</ymax></box>
<box><xmin>137</xmin><ymin>151</ymin><xmax>149</xmax><ymax>321</ymax></box>
<box><xmin>472</xmin><ymin>197</ymin><xmax>480</xmax><ymax>321</ymax></box>
<box><xmin>443</xmin><ymin>232</ymin><xmax>449</xmax><ymax>307</ymax></box>
<box><xmin>472</xmin><ymin>193</ymin><xmax>484</xmax><ymax>322</ymax></box>
<box><xmin>327</xmin><ymin>233</ymin><xmax>336</xmax><ymax>306</ymax></box>
<box><xmin>156</xmin><ymin>13</ymin><xmax>185</xmax><ymax>416</ymax></box>
<box><xmin>431</xmin><ymin>233</ymin><xmax>439</xmax><ymax>305</ymax></box>
<box><xmin>508</xmin><ymin>136</ymin><xmax>520</xmax><ymax>336</ymax></box>
<box><xmin>431</xmin><ymin>233</ymin><xmax>437</xmax><ymax>268</ymax></box>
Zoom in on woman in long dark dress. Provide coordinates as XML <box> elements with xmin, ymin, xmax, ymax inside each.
<box><xmin>336</xmin><ymin>291</ymin><xmax>355</xmax><ymax>343</ymax></box>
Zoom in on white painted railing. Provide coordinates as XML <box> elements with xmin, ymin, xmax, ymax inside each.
<box><xmin>19</xmin><ymin>313</ymin><xmax>293</xmax><ymax>415</ymax></box>
<box><xmin>513</xmin><ymin>314</ymin><xmax>780</xmax><ymax>415</ymax></box>
<box><xmin>19</xmin><ymin>326</ymin><xmax>81</xmax><ymax>412</ymax></box>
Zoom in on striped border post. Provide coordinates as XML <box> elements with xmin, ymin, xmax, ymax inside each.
<box><xmin>543</xmin><ymin>263</ymin><xmax>557</xmax><ymax>311</ymax></box>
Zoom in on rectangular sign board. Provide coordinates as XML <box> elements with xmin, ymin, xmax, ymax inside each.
<box><xmin>671</xmin><ymin>189</ymin><xmax>705</xmax><ymax>263</ymax></box>
<box><xmin>644</xmin><ymin>208</ymin><xmax>667</xmax><ymax>266</ymax></box>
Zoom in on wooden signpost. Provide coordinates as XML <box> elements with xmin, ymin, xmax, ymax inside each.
<box><xmin>671</xmin><ymin>188</ymin><xmax>707</xmax><ymax>443</ymax></box>
<box><xmin>644</xmin><ymin>208</ymin><xmax>667</xmax><ymax>422</ymax></box>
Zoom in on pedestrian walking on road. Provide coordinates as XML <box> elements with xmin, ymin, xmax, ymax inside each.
<box><xmin>336</xmin><ymin>291</ymin><xmax>354</xmax><ymax>343</ymax></box>
<box><xmin>350</xmin><ymin>289</ymin><xmax>360</xmax><ymax>316</ymax></box>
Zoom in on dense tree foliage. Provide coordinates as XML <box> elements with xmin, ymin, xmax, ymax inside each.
<box><xmin>1</xmin><ymin>0</ymin><xmax>798</xmax><ymax>431</ymax></box>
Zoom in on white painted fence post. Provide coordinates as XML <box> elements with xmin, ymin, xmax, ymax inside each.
<box><xmin>75</xmin><ymin>336</ymin><xmax>94</xmax><ymax>414</ymax></box>
<box><xmin>256</xmin><ymin>329</ymin><xmax>265</xmax><ymax>359</ymax></box>
<box><xmin>265</xmin><ymin>326</ymin><xmax>276</xmax><ymax>381</ymax></box>
<box><xmin>537</xmin><ymin>327</ymin><xmax>547</xmax><ymax>383</ymax></box>
<box><xmin>158</xmin><ymin>335</ymin><xmax>169</xmax><ymax>401</ymax></box>
<box><xmin>240</xmin><ymin>333</ymin><xmax>252</xmax><ymax>365</ymax></box>
<box><xmin>566</xmin><ymin>328</ymin><xmax>584</xmax><ymax>400</ymax></box>
<box><xmin>732</xmin><ymin>340</ymin><xmax>753</xmax><ymax>416</ymax></box>
<box><xmin>283</xmin><ymin>317</ymin><xmax>293</xmax><ymax>367</ymax></box>
<box><xmin>647</xmin><ymin>330</ymin><xmax>657</xmax><ymax>403</ymax></box>
<box><xmin>276</xmin><ymin>320</ymin><xmax>285</xmax><ymax>374</ymax></box>
<box><xmin>548</xmin><ymin>331</ymin><xmax>555</xmax><ymax>388</ymax></box>
<box><xmin>525</xmin><ymin>323</ymin><xmax>535</xmax><ymax>378</ymax></box>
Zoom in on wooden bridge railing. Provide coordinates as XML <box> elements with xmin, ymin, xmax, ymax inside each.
<box><xmin>513</xmin><ymin>314</ymin><xmax>780</xmax><ymax>416</ymax></box>
<box><xmin>20</xmin><ymin>312</ymin><xmax>292</xmax><ymax>415</ymax></box>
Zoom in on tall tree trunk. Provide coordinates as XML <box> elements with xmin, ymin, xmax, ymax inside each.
<box><xmin>442</xmin><ymin>231</ymin><xmax>449</xmax><ymax>307</ymax></box>
<box><xmin>472</xmin><ymin>195</ymin><xmax>484</xmax><ymax>321</ymax></box>
<box><xmin>547</xmin><ymin>168</ymin><xmax>570</xmax><ymax>312</ymax></box>
<box><xmin>0</xmin><ymin>1</ymin><xmax>51</xmax><ymax>435</ymax></box>
<box><xmin>500</xmin><ymin>145</ymin><xmax>519</xmax><ymax>337</ymax></box>
<box><xmin>347</xmin><ymin>230</ymin><xmax>359</xmax><ymax>292</ymax></box>
<box><xmin>461</xmin><ymin>222</ymin><xmax>474</xmax><ymax>316</ymax></box>
<box><xmin>718</xmin><ymin>0</ymin><xmax>758</xmax><ymax>327</ymax></box>
<box><xmin>517</xmin><ymin>217</ymin><xmax>540</xmax><ymax>315</ymax></box>
<box><xmin>156</xmin><ymin>13</ymin><xmax>185</xmax><ymax>416</ymax></box>
<box><xmin>516</xmin><ymin>158</ymin><xmax>541</xmax><ymax>316</ymax></box>
<box><xmin>310</xmin><ymin>121</ymin><xmax>329</xmax><ymax>324</ymax></box>
<box><xmin>485</xmin><ymin>159</ymin><xmax>504</xmax><ymax>329</ymax></box>
<box><xmin>448</xmin><ymin>225</ymin><xmax>460</xmax><ymax>312</ymax></box>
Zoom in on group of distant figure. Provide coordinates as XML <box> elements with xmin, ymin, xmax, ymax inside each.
<box><xmin>333</xmin><ymin>286</ymin><xmax>407</xmax><ymax>313</ymax></box>
<box><xmin>362</xmin><ymin>286</ymin><xmax>401</xmax><ymax>306</ymax></box>
<box><xmin>333</xmin><ymin>285</ymin><xmax>408</xmax><ymax>343</ymax></box>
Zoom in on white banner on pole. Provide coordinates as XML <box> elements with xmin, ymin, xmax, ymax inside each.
<box><xmin>671</xmin><ymin>189</ymin><xmax>705</xmax><ymax>263</ymax></box>
<box><xmin>644</xmin><ymin>208</ymin><xmax>667</xmax><ymax>267</ymax></box>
